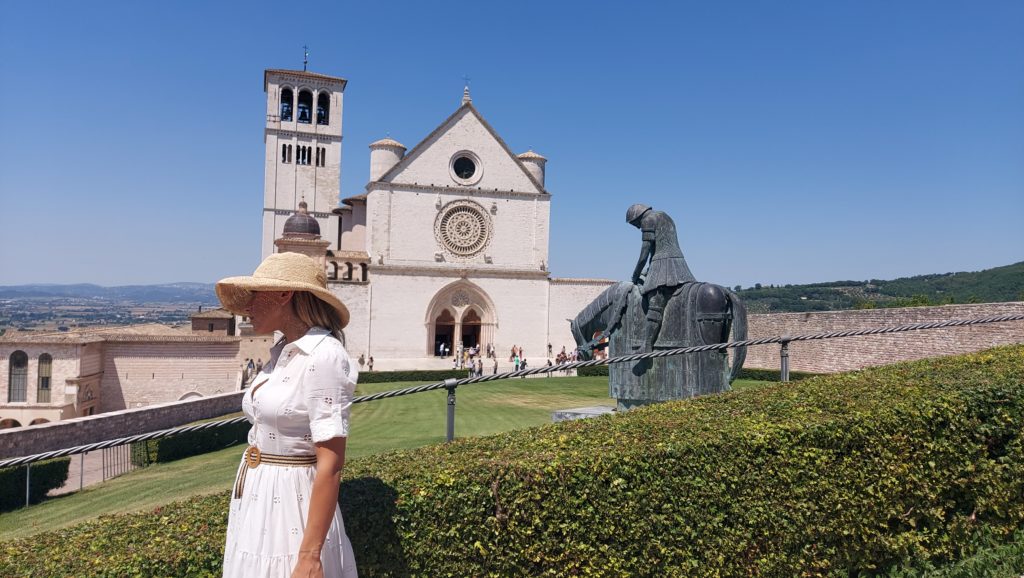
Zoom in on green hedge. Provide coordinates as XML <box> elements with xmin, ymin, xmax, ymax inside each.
<box><xmin>357</xmin><ymin>369</ymin><xmax>467</xmax><ymax>384</ymax></box>
<box><xmin>137</xmin><ymin>420</ymin><xmax>250</xmax><ymax>465</ymax></box>
<box><xmin>576</xmin><ymin>364</ymin><xmax>609</xmax><ymax>377</ymax></box>
<box><xmin>0</xmin><ymin>458</ymin><xmax>70</xmax><ymax>513</ymax></box>
<box><xmin>2</xmin><ymin>346</ymin><xmax>1023</xmax><ymax>576</ymax></box>
<box><xmin>735</xmin><ymin>366</ymin><xmax>819</xmax><ymax>382</ymax></box>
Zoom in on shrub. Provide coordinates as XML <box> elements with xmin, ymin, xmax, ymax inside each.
<box><xmin>139</xmin><ymin>420</ymin><xmax>249</xmax><ymax>464</ymax></box>
<box><xmin>576</xmin><ymin>364</ymin><xmax>609</xmax><ymax>377</ymax></box>
<box><xmin>735</xmin><ymin>367</ymin><xmax>819</xmax><ymax>382</ymax></box>
<box><xmin>2</xmin><ymin>346</ymin><xmax>1023</xmax><ymax>576</ymax></box>
<box><xmin>357</xmin><ymin>369</ymin><xmax>466</xmax><ymax>384</ymax></box>
<box><xmin>0</xmin><ymin>458</ymin><xmax>70</xmax><ymax>513</ymax></box>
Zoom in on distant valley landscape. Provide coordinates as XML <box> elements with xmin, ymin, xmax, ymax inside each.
<box><xmin>1</xmin><ymin>262</ymin><xmax>1021</xmax><ymax>331</ymax></box>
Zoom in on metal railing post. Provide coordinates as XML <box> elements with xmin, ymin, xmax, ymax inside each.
<box><xmin>25</xmin><ymin>463</ymin><xmax>31</xmax><ymax>507</ymax></box>
<box><xmin>779</xmin><ymin>337</ymin><xmax>791</xmax><ymax>383</ymax></box>
<box><xmin>444</xmin><ymin>378</ymin><xmax>457</xmax><ymax>443</ymax></box>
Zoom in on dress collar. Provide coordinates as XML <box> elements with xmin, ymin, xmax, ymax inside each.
<box><xmin>288</xmin><ymin>326</ymin><xmax>331</xmax><ymax>354</ymax></box>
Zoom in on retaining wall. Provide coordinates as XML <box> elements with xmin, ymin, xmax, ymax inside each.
<box><xmin>0</xmin><ymin>390</ymin><xmax>244</xmax><ymax>460</ymax></box>
<box><xmin>744</xmin><ymin>302</ymin><xmax>1024</xmax><ymax>373</ymax></box>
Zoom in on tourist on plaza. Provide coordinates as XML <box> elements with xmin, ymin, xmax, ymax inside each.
<box><xmin>368</xmin><ymin>356</ymin><xmax>374</xmax><ymax>371</ymax></box>
<box><xmin>215</xmin><ymin>252</ymin><xmax>357</xmax><ymax>578</ymax></box>
<box><xmin>513</xmin><ymin>354</ymin><xmax>520</xmax><ymax>371</ymax></box>
<box><xmin>476</xmin><ymin>358</ymin><xmax>484</xmax><ymax>377</ymax></box>
<box><xmin>357</xmin><ymin>353</ymin><xmax>365</xmax><ymax>368</ymax></box>
<box><xmin>492</xmin><ymin>356</ymin><xmax>498</xmax><ymax>375</ymax></box>
<box><xmin>546</xmin><ymin>358</ymin><xmax>553</xmax><ymax>377</ymax></box>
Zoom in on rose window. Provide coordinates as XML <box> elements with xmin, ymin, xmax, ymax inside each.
<box><xmin>435</xmin><ymin>201</ymin><xmax>491</xmax><ymax>257</ymax></box>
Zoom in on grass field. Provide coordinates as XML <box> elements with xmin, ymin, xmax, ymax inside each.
<box><xmin>0</xmin><ymin>376</ymin><xmax>770</xmax><ymax>541</ymax></box>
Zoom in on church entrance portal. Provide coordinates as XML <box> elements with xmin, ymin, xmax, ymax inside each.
<box><xmin>434</xmin><ymin>310</ymin><xmax>455</xmax><ymax>356</ymax></box>
<box><xmin>461</xmin><ymin>309</ymin><xmax>481</xmax><ymax>349</ymax></box>
<box><xmin>425</xmin><ymin>282</ymin><xmax>496</xmax><ymax>357</ymax></box>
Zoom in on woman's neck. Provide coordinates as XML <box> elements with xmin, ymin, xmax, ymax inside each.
<box><xmin>281</xmin><ymin>317</ymin><xmax>313</xmax><ymax>344</ymax></box>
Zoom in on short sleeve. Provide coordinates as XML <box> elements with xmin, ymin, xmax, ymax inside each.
<box><xmin>303</xmin><ymin>342</ymin><xmax>358</xmax><ymax>443</ymax></box>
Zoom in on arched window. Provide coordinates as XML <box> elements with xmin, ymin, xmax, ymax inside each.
<box><xmin>280</xmin><ymin>88</ymin><xmax>294</xmax><ymax>121</ymax></box>
<box><xmin>360</xmin><ymin>263</ymin><xmax>368</xmax><ymax>281</ymax></box>
<box><xmin>317</xmin><ymin>92</ymin><xmax>330</xmax><ymax>125</ymax></box>
<box><xmin>281</xmin><ymin>143</ymin><xmax>290</xmax><ymax>164</ymax></box>
<box><xmin>297</xmin><ymin>90</ymin><xmax>313</xmax><ymax>124</ymax></box>
<box><xmin>37</xmin><ymin>354</ymin><xmax>52</xmax><ymax>403</ymax></box>
<box><xmin>8</xmin><ymin>351</ymin><xmax>27</xmax><ymax>402</ymax></box>
<box><xmin>0</xmin><ymin>419</ymin><xmax>22</xmax><ymax>429</ymax></box>
<box><xmin>343</xmin><ymin>262</ymin><xmax>353</xmax><ymax>281</ymax></box>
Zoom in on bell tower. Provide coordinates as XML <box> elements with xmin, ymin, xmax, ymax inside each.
<box><xmin>261</xmin><ymin>67</ymin><xmax>347</xmax><ymax>259</ymax></box>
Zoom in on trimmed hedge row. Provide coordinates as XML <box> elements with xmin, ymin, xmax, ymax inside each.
<box><xmin>735</xmin><ymin>366</ymin><xmax>819</xmax><ymax>382</ymax></box>
<box><xmin>576</xmin><ymin>364</ymin><xmax>818</xmax><ymax>382</ymax></box>
<box><xmin>357</xmin><ymin>369</ymin><xmax>466</xmax><ymax>384</ymax></box>
<box><xmin>0</xmin><ymin>458</ymin><xmax>70</xmax><ymax>513</ymax></box>
<box><xmin>2</xmin><ymin>346</ymin><xmax>1023</xmax><ymax>576</ymax></box>
<box><xmin>136</xmin><ymin>420</ymin><xmax>250</xmax><ymax>464</ymax></box>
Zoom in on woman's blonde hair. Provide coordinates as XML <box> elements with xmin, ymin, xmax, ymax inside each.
<box><xmin>292</xmin><ymin>291</ymin><xmax>346</xmax><ymax>345</ymax></box>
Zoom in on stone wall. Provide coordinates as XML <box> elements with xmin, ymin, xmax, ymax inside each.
<box><xmin>743</xmin><ymin>302</ymin><xmax>1024</xmax><ymax>373</ymax></box>
<box><xmin>0</xmin><ymin>390</ymin><xmax>245</xmax><ymax>459</ymax></box>
<box><xmin>99</xmin><ymin>341</ymin><xmax>239</xmax><ymax>412</ymax></box>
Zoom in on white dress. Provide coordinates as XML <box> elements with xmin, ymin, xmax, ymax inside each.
<box><xmin>223</xmin><ymin>327</ymin><xmax>358</xmax><ymax>578</ymax></box>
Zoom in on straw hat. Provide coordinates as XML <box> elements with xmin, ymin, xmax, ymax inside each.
<box><xmin>216</xmin><ymin>252</ymin><xmax>350</xmax><ymax>328</ymax></box>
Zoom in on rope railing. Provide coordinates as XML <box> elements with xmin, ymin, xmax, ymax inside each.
<box><xmin>3</xmin><ymin>312</ymin><xmax>1022</xmax><ymax>471</ymax></box>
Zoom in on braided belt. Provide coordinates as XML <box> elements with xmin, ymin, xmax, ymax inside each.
<box><xmin>233</xmin><ymin>446</ymin><xmax>317</xmax><ymax>499</ymax></box>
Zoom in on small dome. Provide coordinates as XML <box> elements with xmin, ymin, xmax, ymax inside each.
<box><xmin>369</xmin><ymin>137</ymin><xmax>406</xmax><ymax>150</ymax></box>
<box><xmin>517</xmin><ymin>149</ymin><xmax>547</xmax><ymax>161</ymax></box>
<box><xmin>283</xmin><ymin>201</ymin><xmax>320</xmax><ymax>238</ymax></box>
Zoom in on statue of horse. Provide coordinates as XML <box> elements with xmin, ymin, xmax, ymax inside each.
<box><xmin>571</xmin><ymin>280</ymin><xmax>747</xmax><ymax>409</ymax></box>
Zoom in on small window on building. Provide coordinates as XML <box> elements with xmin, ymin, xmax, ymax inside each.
<box><xmin>37</xmin><ymin>353</ymin><xmax>52</xmax><ymax>403</ymax></box>
<box><xmin>317</xmin><ymin>92</ymin><xmax>330</xmax><ymax>125</ymax></box>
<box><xmin>282</xmin><ymin>143</ymin><xmax>290</xmax><ymax>164</ymax></box>
<box><xmin>208</xmin><ymin>323</ymin><xmax>215</xmax><ymax>332</ymax></box>
<box><xmin>287</xmin><ymin>144</ymin><xmax>293</xmax><ymax>163</ymax></box>
<box><xmin>8</xmin><ymin>350</ymin><xmax>27</xmax><ymax>402</ymax></box>
<box><xmin>280</xmin><ymin>88</ymin><xmax>294</xmax><ymax>121</ymax></box>
<box><xmin>297</xmin><ymin>90</ymin><xmax>313</xmax><ymax>124</ymax></box>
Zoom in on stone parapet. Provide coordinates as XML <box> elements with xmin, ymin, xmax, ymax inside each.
<box><xmin>0</xmin><ymin>390</ymin><xmax>245</xmax><ymax>460</ymax></box>
<box><xmin>743</xmin><ymin>302</ymin><xmax>1024</xmax><ymax>374</ymax></box>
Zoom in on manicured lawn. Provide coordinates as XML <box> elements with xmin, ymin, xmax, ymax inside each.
<box><xmin>0</xmin><ymin>376</ymin><xmax>770</xmax><ymax>540</ymax></box>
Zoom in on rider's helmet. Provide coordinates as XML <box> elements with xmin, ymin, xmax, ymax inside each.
<box><xmin>626</xmin><ymin>204</ymin><xmax>651</xmax><ymax>225</ymax></box>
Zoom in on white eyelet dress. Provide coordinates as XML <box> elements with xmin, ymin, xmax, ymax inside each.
<box><xmin>223</xmin><ymin>327</ymin><xmax>358</xmax><ymax>578</ymax></box>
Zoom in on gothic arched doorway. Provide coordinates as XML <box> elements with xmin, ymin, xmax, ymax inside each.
<box><xmin>424</xmin><ymin>281</ymin><xmax>497</xmax><ymax>356</ymax></box>
<box><xmin>434</xmin><ymin>309</ymin><xmax>455</xmax><ymax>356</ymax></box>
<box><xmin>461</xmin><ymin>309</ymin><xmax>481</xmax><ymax>349</ymax></box>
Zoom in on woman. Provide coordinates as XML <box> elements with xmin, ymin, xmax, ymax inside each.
<box><xmin>217</xmin><ymin>252</ymin><xmax>358</xmax><ymax>578</ymax></box>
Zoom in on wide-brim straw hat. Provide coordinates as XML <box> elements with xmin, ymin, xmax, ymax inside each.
<box><xmin>216</xmin><ymin>252</ymin><xmax>350</xmax><ymax>328</ymax></box>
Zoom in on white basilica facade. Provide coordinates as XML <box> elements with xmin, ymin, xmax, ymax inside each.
<box><xmin>260</xmin><ymin>68</ymin><xmax>611</xmax><ymax>368</ymax></box>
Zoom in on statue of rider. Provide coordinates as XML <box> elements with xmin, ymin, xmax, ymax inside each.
<box><xmin>627</xmin><ymin>204</ymin><xmax>696</xmax><ymax>350</ymax></box>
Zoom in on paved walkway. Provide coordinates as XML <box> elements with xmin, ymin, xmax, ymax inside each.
<box><xmin>50</xmin><ymin>446</ymin><xmax>137</xmax><ymax>496</ymax></box>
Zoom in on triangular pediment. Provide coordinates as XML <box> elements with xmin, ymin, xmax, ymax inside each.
<box><xmin>375</xmin><ymin>103</ymin><xmax>546</xmax><ymax>195</ymax></box>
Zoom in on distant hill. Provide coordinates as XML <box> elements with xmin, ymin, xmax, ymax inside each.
<box><xmin>0</xmin><ymin>283</ymin><xmax>218</xmax><ymax>304</ymax></box>
<box><xmin>735</xmin><ymin>261</ymin><xmax>1024</xmax><ymax>313</ymax></box>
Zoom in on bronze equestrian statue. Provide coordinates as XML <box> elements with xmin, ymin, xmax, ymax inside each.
<box><xmin>571</xmin><ymin>205</ymin><xmax>747</xmax><ymax>410</ymax></box>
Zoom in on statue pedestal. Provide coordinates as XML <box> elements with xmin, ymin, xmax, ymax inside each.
<box><xmin>551</xmin><ymin>406</ymin><xmax>615</xmax><ymax>423</ymax></box>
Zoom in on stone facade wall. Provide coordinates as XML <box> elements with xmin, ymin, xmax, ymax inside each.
<box><xmin>99</xmin><ymin>341</ymin><xmax>240</xmax><ymax>412</ymax></box>
<box><xmin>0</xmin><ymin>343</ymin><xmax>84</xmax><ymax>426</ymax></box>
<box><xmin>367</xmin><ymin>187</ymin><xmax>550</xmax><ymax>272</ymax></box>
<box><xmin>744</xmin><ymin>302</ymin><xmax>1024</xmax><ymax>373</ymax></box>
<box><xmin>548</xmin><ymin>279</ymin><xmax>616</xmax><ymax>355</ymax></box>
<box><xmin>0</xmin><ymin>390</ymin><xmax>245</xmax><ymax>459</ymax></box>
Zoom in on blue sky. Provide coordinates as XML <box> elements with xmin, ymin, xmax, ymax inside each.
<box><xmin>0</xmin><ymin>1</ymin><xmax>1021</xmax><ymax>288</ymax></box>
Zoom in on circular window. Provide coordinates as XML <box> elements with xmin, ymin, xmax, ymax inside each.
<box><xmin>435</xmin><ymin>200</ymin><xmax>492</xmax><ymax>257</ymax></box>
<box><xmin>453</xmin><ymin>157</ymin><xmax>475</xmax><ymax>179</ymax></box>
<box><xmin>449</xmin><ymin>151</ymin><xmax>482</xmax><ymax>185</ymax></box>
